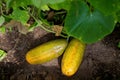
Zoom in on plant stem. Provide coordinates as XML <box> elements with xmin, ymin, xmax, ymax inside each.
<box><xmin>55</xmin><ymin>11</ymin><xmax>66</xmax><ymax>15</ymax></box>
<box><xmin>28</xmin><ymin>8</ymin><xmax>69</xmax><ymax>38</ymax></box>
<box><xmin>29</xmin><ymin>12</ymin><xmax>54</xmax><ymax>33</ymax></box>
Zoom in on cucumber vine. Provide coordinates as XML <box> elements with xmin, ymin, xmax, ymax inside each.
<box><xmin>0</xmin><ymin>0</ymin><xmax>120</xmax><ymax>43</ymax></box>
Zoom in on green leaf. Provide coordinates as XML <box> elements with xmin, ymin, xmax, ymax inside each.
<box><xmin>118</xmin><ymin>42</ymin><xmax>120</xmax><ymax>48</ymax></box>
<box><xmin>43</xmin><ymin>0</ymin><xmax>65</xmax><ymax>4</ymax></box>
<box><xmin>10</xmin><ymin>8</ymin><xmax>30</xmax><ymax>25</ymax></box>
<box><xmin>116</xmin><ymin>10</ymin><xmax>120</xmax><ymax>22</ymax></box>
<box><xmin>0</xmin><ymin>49</ymin><xmax>7</xmax><ymax>61</ymax></box>
<box><xmin>64</xmin><ymin>1</ymin><xmax>115</xmax><ymax>43</ymax></box>
<box><xmin>0</xmin><ymin>16</ymin><xmax>5</xmax><ymax>26</ymax></box>
<box><xmin>0</xmin><ymin>1</ymin><xmax>2</xmax><ymax>7</ymax></box>
<box><xmin>49</xmin><ymin>0</ymin><xmax>71</xmax><ymax>11</ymax></box>
<box><xmin>41</xmin><ymin>5</ymin><xmax>50</xmax><ymax>11</ymax></box>
<box><xmin>6</xmin><ymin>0</ymin><xmax>32</xmax><ymax>9</ymax></box>
<box><xmin>31</xmin><ymin>0</ymin><xmax>42</xmax><ymax>8</ymax></box>
<box><xmin>31</xmin><ymin>0</ymin><xmax>65</xmax><ymax>9</ymax></box>
<box><xmin>0</xmin><ymin>26</ymin><xmax>6</xmax><ymax>33</ymax></box>
<box><xmin>88</xmin><ymin>0</ymin><xmax>120</xmax><ymax>15</ymax></box>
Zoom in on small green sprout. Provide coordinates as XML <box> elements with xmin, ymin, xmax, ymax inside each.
<box><xmin>0</xmin><ymin>49</ymin><xmax>7</xmax><ymax>61</ymax></box>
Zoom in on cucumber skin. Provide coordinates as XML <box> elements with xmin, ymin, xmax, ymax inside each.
<box><xmin>26</xmin><ymin>39</ymin><xmax>68</xmax><ymax>64</ymax></box>
<box><xmin>61</xmin><ymin>39</ymin><xmax>86</xmax><ymax>76</ymax></box>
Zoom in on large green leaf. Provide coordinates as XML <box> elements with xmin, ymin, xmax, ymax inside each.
<box><xmin>64</xmin><ymin>1</ymin><xmax>115</xmax><ymax>43</ymax></box>
<box><xmin>10</xmin><ymin>8</ymin><xmax>30</xmax><ymax>24</ymax></box>
<box><xmin>88</xmin><ymin>0</ymin><xmax>120</xmax><ymax>15</ymax></box>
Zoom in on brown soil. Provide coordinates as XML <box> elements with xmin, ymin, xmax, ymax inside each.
<box><xmin>0</xmin><ymin>22</ymin><xmax>120</xmax><ymax>80</ymax></box>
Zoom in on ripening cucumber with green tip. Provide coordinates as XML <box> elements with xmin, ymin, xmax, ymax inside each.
<box><xmin>26</xmin><ymin>39</ymin><xmax>68</xmax><ymax>64</ymax></box>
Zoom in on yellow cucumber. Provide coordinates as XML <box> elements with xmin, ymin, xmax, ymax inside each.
<box><xmin>26</xmin><ymin>39</ymin><xmax>68</xmax><ymax>64</ymax></box>
<box><xmin>61</xmin><ymin>39</ymin><xmax>86</xmax><ymax>76</ymax></box>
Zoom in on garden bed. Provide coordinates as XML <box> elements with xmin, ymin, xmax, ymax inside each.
<box><xmin>0</xmin><ymin>23</ymin><xmax>120</xmax><ymax>80</ymax></box>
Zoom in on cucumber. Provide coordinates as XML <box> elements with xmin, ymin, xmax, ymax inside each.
<box><xmin>61</xmin><ymin>39</ymin><xmax>86</xmax><ymax>76</ymax></box>
<box><xmin>26</xmin><ymin>39</ymin><xmax>68</xmax><ymax>64</ymax></box>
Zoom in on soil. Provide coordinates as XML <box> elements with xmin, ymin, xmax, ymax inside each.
<box><xmin>0</xmin><ymin>22</ymin><xmax>120</xmax><ymax>80</ymax></box>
